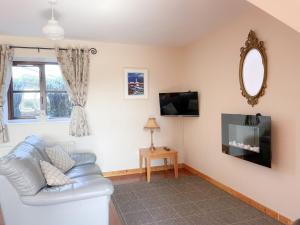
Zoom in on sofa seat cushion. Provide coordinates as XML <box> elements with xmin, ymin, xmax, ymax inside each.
<box><xmin>21</xmin><ymin>175</ymin><xmax>114</xmax><ymax>206</ymax></box>
<box><xmin>0</xmin><ymin>142</ymin><xmax>46</xmax><ymax>196</ymax></box>
<box><xmin>66</xmin><ymin>164</ymin><xmax>102</xmax><ymax>179</ymax></box>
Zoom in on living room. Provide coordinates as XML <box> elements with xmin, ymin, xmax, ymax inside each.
<box><xmin>0</xmin><ymin>0</ymin><xmax>299</xmax><ymax>225</ymax></box>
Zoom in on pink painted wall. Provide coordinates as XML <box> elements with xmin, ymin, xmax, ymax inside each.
<box><xmin>182</xmin><ymin>8</ymin><xmax>300</xmax><ymax>220</ymax></box>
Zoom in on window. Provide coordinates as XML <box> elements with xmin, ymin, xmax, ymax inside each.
<box><xmin>8</xmin><ymin>61</ymin><xmax>72</xmax><ymax>120</ymax></box>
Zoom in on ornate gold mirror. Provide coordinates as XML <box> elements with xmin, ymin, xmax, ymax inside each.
<box><xmin>239</xmin><ymin>30</ymin><xmax>267</xmax><ymax>106</ymax></box>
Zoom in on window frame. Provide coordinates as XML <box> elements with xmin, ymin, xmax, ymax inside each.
<box><xmin>7</xmin><ymin>61</ymin><xmax>69</xmax><ymax>120</ymax></box>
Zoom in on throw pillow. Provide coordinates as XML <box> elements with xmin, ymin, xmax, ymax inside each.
<box><xmin>45</xmin><ymin>145</ymin><xmax>75</xmax><ymax>173</ymax></box>
<box><xmin>40</xmin><ymin>161</ymin><xmax>73</xmax><ymax>186</ymax></box>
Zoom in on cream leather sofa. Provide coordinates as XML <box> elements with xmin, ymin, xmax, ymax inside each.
<box><xmin>0</xmin><ymin>135</ymin><xmax>113</xmax><ymax>225</ymax></box>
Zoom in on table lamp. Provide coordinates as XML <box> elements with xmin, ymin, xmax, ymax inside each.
<box><xmin>144</xmin><ymin>117</ymin><xmax>160</xmax><ymax>151</ymax></box>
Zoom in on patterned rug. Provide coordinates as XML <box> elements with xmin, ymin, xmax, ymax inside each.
<box><xmin>112</xmin><ymin>175</ymin><xmax>282</xmax><ymax>225</ymax></box>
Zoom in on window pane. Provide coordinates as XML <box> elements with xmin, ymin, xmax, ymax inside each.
<box><xmin>46</xmin><ymin>92</ymin><xmax>72</xmax><ymax>118</ymax></box>
<box><xmin>13</xmin><ymin>92</ymin><xmax>40</xmax><ymax>118</ymax></box>
<box><xmin>45</xmin><ymin>64</ymin><xmax>66</xmax><ymax>91</ymax></box>
<box><xmin>12</xmin><ymin>66</ymin><xmax>40</xmax><ymax>91</ymax></box>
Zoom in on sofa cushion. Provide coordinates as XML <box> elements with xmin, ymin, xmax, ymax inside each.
<box><xmin>70</xmin><ymin>152</ymin><xmax>97</xmax><ymax>166</ymax></box>
<box><xmin>0</xmin><ymin>142</ymin><xmax>46</xmax><ymax>196</ymax></box>
<box><xmin>66</xmin><ymin>164</ymin><xmax>102</xmax><ymax>179</ymax></box>
<box><xmin>24</xmin><ymin>135</ymin><xmax>51</xmax><ymax>163</ymax></box>
<box><xmin>21</xmin><ymin>175</ymin><xmax>114</xmax><ymax>206</ymax></box>
<box><xmin>40</xmin><ymin>161</ymin><xmax>73</xmax><ymax>186</ymax></box>
<box><xmin>46</xmin><ymin>145</ymin><xmax>75</xmax><ymax>173</ymax></box>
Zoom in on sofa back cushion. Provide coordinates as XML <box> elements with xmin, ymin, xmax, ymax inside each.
<box><xmin>24</xmin><ymin>135</ymin><xmax>51</xmax><ymax>162</ymax></box>
<box><xmin>0</xmin><ymin>142</ymin><xmax>46</xmax><ymax>196</ymax></box>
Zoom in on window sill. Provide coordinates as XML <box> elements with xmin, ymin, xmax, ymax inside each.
<box><xmin>7</xmin><ymin>118</ymin><xmax>70</xmax><ymax>125</ymax></box>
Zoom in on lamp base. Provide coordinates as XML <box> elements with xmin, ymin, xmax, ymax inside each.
<box><xmin>149</xmin><ymin>145</ymin><xmax>156</xmax><ymax>152</ymax></box>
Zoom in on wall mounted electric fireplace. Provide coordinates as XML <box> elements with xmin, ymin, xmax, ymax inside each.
<box><xmin>222</xmin><ymin>113</ymin><xmax>271</xmax><ymax>168</ymax></box>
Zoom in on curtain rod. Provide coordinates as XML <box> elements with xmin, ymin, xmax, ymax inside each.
<box><xmin>9</xmin><ymin>46</ymin><xmax>98</xmax><ymax>55</ymax></box>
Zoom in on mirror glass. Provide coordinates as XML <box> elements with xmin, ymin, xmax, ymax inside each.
<box><xmin>242</xmin><ymin>49</ymin><xmax>264</xmax><ymax>96</ymax></box>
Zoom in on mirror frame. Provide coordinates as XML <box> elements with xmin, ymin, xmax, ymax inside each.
<box><xmin>239</xmin><ymin>30</ymin><xmax>267</xmax><ymax>106</ymax></box>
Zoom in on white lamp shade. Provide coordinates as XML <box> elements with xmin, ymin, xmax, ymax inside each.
<box><xmin>42</xmin><ymin>18</ymin><xmax>64</xmax><ymax>40</ymax></box>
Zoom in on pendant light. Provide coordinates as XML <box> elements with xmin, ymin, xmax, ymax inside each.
<box><xmin>42</xmin><ymin>0</ymin><xmax>64</xmax><ymax>40</ymax></box>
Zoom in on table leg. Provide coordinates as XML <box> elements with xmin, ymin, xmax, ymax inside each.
<box><xmin>164</xmin><ymin>158</ymin><xmax>168</xmax><ymax>171</ymax></box>
<box><xmin>174</xmin><ymin>154</ymin><xmax>178</xmax><ymax>178</ymax></box>
<box><xmin>147</xmin><ymin>158</ymin><xmax>151</xmax><ymax>182</ymax></box>
<box><xmin>139</xmin><ymin>154</ymin><xmax>143</xmax><ymax>173</ymax></box>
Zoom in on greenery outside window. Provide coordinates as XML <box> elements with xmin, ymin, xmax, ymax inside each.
<box><xmin>8</xmin><ymin>61</ymin><xmax>72</xmax><ymax>120</ymax></box>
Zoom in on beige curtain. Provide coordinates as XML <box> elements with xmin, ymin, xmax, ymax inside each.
<box><xmin>56</xmin><ymin>48</ymin><xmax>90</xmax><ymax>137</ymax></box>
<box><xmin>0</xmin><ymin>45</ymin><xmax>14</xmax><ymax>143</ymax></box>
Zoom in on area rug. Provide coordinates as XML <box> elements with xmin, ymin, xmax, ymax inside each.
<box><xmin>112</xmin><ymin>175</ymin><xmax>282</xmax><ymax>225</ymax></box>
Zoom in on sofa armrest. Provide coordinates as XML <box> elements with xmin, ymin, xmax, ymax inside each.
<box><xmin>21</xmin><ymin>176</ymin><xmax>113</xmax><ymax>206</ymax></box>
<box><xmin>70</xmin><ymin>152</ymin><xmax>97</xmax><ymax>166</ymax></box>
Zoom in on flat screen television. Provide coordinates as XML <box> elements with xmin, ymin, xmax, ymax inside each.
<box><xmin>159</xmin><ymin>91</ymin><xmax>199</xmax><ymax>116</ymax></box>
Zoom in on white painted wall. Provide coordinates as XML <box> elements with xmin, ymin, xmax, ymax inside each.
<box><xmin>0</xmin><ymin>35</ymin><xmax>185</xmax><ymax>171</ymax></box>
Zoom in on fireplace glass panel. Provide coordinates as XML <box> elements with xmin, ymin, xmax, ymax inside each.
<box><xmin>228</xmin><ymin>124</ymin><xmax>260</xmax><ymax>153</ymax></box>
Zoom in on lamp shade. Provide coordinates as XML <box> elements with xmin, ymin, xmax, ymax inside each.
<box><xmin>144</xmin><ymin>117</ymin><xmax>160</xmax><ymax>129</ymax></box>
<box><xmin>42</xmin><ymin>18</ymin><xmax>64</xmax><ymax>40</ymax></box>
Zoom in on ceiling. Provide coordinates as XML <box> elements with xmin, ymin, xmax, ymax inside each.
<box><xmin>0</xmin><ymin>0</ymin><xmax>252</xmax><ymax>46</ymax></box>
<box><xmin>247</xmin><ymin>0</ymin><xmax>300</xmax><ymax>33</ymax></box>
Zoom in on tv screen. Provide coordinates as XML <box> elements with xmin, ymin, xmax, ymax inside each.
<box><xmin>159</xmin><ymin>92</ymin><xmax>199</xmax><ymax>116</ymax></box>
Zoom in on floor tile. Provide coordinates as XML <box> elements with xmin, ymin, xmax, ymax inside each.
<box><xmin>133</xmin><ymin>187</ymin><xmax>158</xmax><ymax>199</ymax></box>
<box><xmin>123</xmin><ymin>210</ymin><xmax>154</xmax><ymax>225</ymax></box>
<box><xmin>155</xmin><ymin>185</ymin><xmax>179</xmax><ymax>196</ymax></box>
<box><xmin>118</xmin><ymin>199</ymin><xmax>145</xmax><ymax>214</ymax></box>
<box><xmin>113</xmin><ymin>191</ymin><xmax>137</xmax><ymax>203</ymax></box>
<box><xmin>185</xmin><ymin>214</ymin><xmax>220</xmax><ymax>225</ymax></box>
<box><xmin>171</xmin><ymin>183</ymin><xmax>200</xmax><ymax>193</ymax></box>
<box><xmin>156</xmin><ymin>217</ymin><xmax>190</xmax><ymax>225</ymax></box>
<box><xmin>141</xmin><ymin>196</ymin><xmax>169</xmax><ymax>209</ymax></box>
<box><xmin>185</xmin><ymin>191</ymin><xmax>210</xmax><ymax>202</ymax></box>
<box><xmin>234</xmin><ymin>205</ymin><xmax>265</xmax><ymax>221</ymax></box>
<box><xmin>173</xmin><ymin>202</ymin><xmax>200</xmax><ymax>217</ymax></box>
<box><xmin>211</xmin><ymin>209</ymin><xmax>243</xmax><ymax>224</ymax></box>
<box><xmin>114</xmin><ymin>183</ymin><xmax>133</xmax><ymax>194</ymax></box>
<box><xmin>196</xmin><ymin>197</ymin><xmax>229</xmax><ymax>213</ymax></box>
<box><xmin>148</xmin><ymin>206</ymin><xmax>179</xmax><ymax>221</ymax></box>
<box><xmin>163</xmin><ymin>193</ymin><xmax>191</xmax><ymax>205</ymax></box>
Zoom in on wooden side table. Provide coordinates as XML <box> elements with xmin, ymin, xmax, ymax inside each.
<box><xmin>139</xmin><ymin>147</ymin><xmax>178</xmax><ymax>182</ymax></box>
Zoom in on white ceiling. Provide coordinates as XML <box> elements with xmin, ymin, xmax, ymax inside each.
<box><xmin>0</xmin><ymin>0</ymin><xmax>252</xmax><ymax>46</ymax></box>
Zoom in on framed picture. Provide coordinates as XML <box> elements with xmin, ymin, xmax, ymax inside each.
<box><xmin>124</xmin><ymin>68</ymin><xmax>148</xmax><ymax>99</ymax></box>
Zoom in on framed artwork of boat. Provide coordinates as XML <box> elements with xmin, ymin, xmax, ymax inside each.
<box><xmin>124</xmin><ymin>68</ymin><xmax>148</xmax><ymax>99</ymax></box>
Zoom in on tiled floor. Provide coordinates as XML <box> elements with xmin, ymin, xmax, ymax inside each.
<box><xmin>112</xmin><ymin>173</ymin><xmax>283</xmax><ymax>225</ymax></box>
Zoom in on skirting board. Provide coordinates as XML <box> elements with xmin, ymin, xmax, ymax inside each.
<box><xmin>183</xmin><ymin>164</ymin><xmax>292</xmax><ymax>225</ymax></box>
<box><xmin>103</xmin><ymin>164</ymin><xmax>184</xmax><ymax>177</ymax></box>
